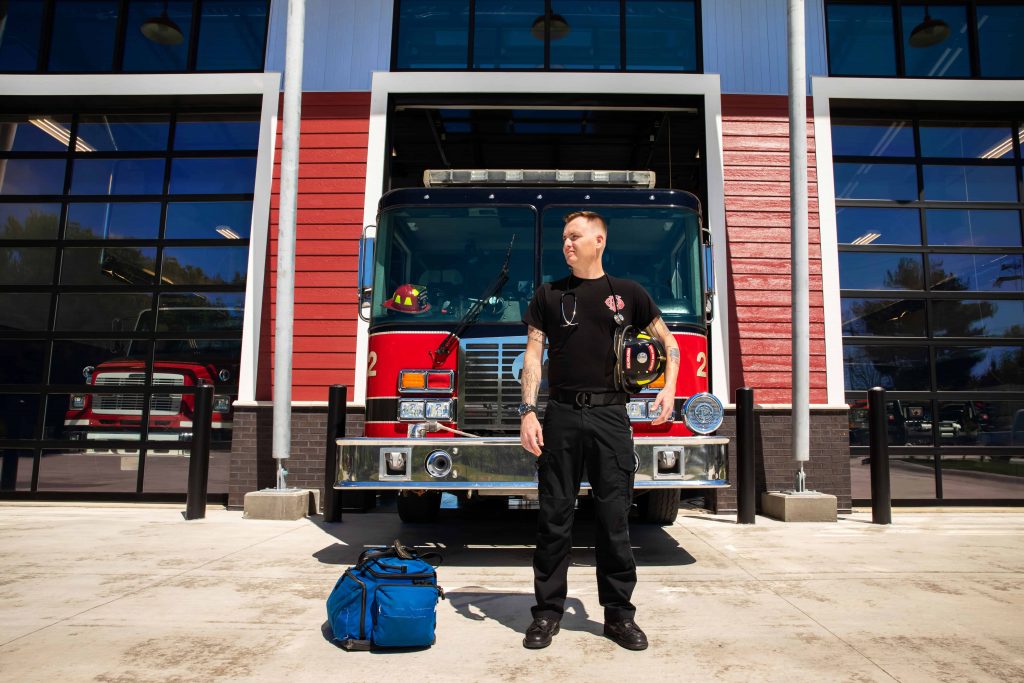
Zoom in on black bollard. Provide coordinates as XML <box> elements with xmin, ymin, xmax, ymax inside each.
<box><xmin>868</xmin><ymin>386</ymin><xmax>892</xmax><ymax>525</ymax></box>
<box><xmin>323</xmin><ymin>385</ymin><xmax>347</xmax><ymax>523</ymax></box>
<box><xmin>185</xmin><ymin>384</ymin><xmax>214</xmax><ymax>520</ymax></box>
<box><xmin>736</xmin><ymin>387</ymin><xmax>756</xmax><ymax>524</ymax></box>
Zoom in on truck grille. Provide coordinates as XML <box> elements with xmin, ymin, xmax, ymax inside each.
<box><xmin>460</xmin><ymin>339</ymin><xmax>546</xmax><ymax>433</ymax></box>
<box><xmin>92</xmin><ymin>373</ymin><xmax>185</xmax><ymax>415</ymax></box>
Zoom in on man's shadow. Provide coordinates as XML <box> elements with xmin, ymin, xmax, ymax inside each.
<box><xmin>444</xmin><ymin>588</ymin><xmax>601</xmax><ymax>636</ymax></box>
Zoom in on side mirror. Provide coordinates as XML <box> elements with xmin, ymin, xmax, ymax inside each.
<box><xmin>357</xmin><ymin>225</ymin><xmax>376</xmax><ymax>323</ymax></box>
<box><xmin>702</xmin><ymin>227</ymin><xmax>716</xmax><ymax>323</ymax></box>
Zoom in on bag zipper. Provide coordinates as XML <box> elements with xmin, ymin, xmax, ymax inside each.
<box><xmin>344</xmin><ymin>569</ymin><xmax>369</xmax><ymax>640</ymax></box>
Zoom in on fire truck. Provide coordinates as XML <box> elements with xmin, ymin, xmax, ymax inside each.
<box><xmin>64</xmin><ymin>306</ymin><xmax>241</xmax><ymax>451</ymax></box>
<box><xmin>337</xmin><ymin>170</ymin><xmax>728</xmax><ymax>524</ymax></box>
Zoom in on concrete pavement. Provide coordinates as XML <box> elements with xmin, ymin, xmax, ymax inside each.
<box><xmin>0</xmin><ymin>502</ymin><xmax>1022</xmax><ymax>682</ymax></box>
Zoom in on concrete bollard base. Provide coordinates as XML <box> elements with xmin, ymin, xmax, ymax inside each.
<box><xmin>761</xmin><ymin>491</ymin><xmax>838</xmax><ymax>522</ymax></box>
<box><xmin>243</xmin><ymin>488</ymin><xmax>320</xmax><ymax>520</ymax></box>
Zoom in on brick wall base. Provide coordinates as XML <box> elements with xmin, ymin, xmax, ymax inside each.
<box><xmin>229</xmin><ymin>405</ymin><xmax>850</xmax><ymax>515</ymax></box>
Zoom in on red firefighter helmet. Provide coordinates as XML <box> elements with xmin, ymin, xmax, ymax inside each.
<box><xmin>383</xmin><ymin>283</ymin><xmax>431</xmax><ymax>314</ymax></box>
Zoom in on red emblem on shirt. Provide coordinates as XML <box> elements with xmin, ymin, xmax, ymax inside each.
<box><xmin>604</xmin><ymin>295</ymin><xmax>624</xmax><ymax>313</ymax></box>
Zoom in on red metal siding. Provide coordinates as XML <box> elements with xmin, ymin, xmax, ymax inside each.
<box><xmin>722</xmin><ymin>95</ymin><xmax>827</xmax><ymax>404</ymax></box>
<box><xmin>260</xmin><ymin>92</ymin><xmax>370</xmax><ymax>401</ymax></box>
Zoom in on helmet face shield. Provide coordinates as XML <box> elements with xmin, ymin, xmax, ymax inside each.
<box><xmin>613</xmin><ymin>325</ymin><xmax>666</xmax><ymax>393</ymax></box>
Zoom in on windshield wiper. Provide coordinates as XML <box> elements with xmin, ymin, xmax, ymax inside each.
<box><xmin>430</xmin><ymin>234</ymin><xmax>516</xmax><ymax>367</ymax></box>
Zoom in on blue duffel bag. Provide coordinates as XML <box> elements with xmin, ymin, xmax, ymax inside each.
<box><xmin>326</xmin><ymin>539</ymin><xmax>445</xmax><ymax>650</ymax></box>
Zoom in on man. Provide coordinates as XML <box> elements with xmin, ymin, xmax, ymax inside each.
<box><xmin>518</xmin><ymin>210</ymin><xmax>680</xmax><ymax>651</ymax></box>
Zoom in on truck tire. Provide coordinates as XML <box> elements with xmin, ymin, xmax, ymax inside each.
<box><xmin>397</xmin><ymin>491</ymin><xmax>441</xmax><ymax>523</ymax></box>
<box><xmin>638</xmin><ymin>489</ymin><xmax>680</xmax><ymax>525</ymax></box>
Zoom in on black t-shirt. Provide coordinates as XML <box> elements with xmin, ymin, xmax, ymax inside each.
<box><xmin>523</xmin><ymin>274</ymin><xmax>661</xmax><ymax>393</ymax></box>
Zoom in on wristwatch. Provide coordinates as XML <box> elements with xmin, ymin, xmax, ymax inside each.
<box><xmin>517</xmin><ymin>403</ymin><xmax>537</xmax><ymax>418</ymax></box>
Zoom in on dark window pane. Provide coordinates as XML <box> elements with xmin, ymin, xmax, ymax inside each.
<box><xmin>626</xmin><ymin>0</ymin><xmax>697</xmax><ymax>71</ymax></box>
<box><xmin>60</xmin><ymin>247</ymin><xmax>158</xmax><ymax>286</ymax></box>
<box><xmin>933</xmin><ymin>300</ymin><xmax>1024</xmax><ymax>337</ymax></box>
<box><xmin>37</xmin><ymin>447</ymin><xmax>139</xmax><ymax>491</ymax></box>
<box><xmin>848</xmin><ymin>399</ymin><xmax>911</xmax><ymax>447</ymax></box>
<box><xmin>922</xmin><ymin>165</ymin><xmax>1017</xmax><ymax>202</ymax></box>
<box><xmin>0</xmin><ymin>0</ymin><xmax>45</xmax><ymax>71</ymax></box>
<box><xmin>173</xmin><ymin>114</ymin><xmax>259</xmax><ymax>150</ymax></box>
<box><xmin>55</xmin><ymin>293</ymin><xmax>153</xmax><ymax>332</ymax></box>
<box><xmin>395</xmin><ymin>0</ymin><xmax>470</xmax><ymax>69</ymax></box>
<box><xmin>66</xmin><ymin>203</ymin><xmax>162</xmax><ymax>240</ymax></box>
<box><xmin>901</xmin><ymin>4</ymin><xmax>970</xmax><ymax>78</ymax></box>
<box><xmin>165</xmin><ymin>201</ymin><xmax>252</xmax><ymax>239</ymax></box>
<box><xmin>0</xmin><ymin>159</ymin><xmax>67</xmax><ymax>195</ymax></box>
<box><xmin>948</xmin><ymin>400</ymin><xmax>1024</xmax><ymax>447</ymax></box>
<box><xmin>900</xmin><ymin>401</ymin><xmax>937</xmax><ymax>446</ymax></box>
<box><xmin>473</xmin><ymin>0</ymin><xmax>544</xmax><ymax>69</ymax></box>
<box><xmin>937</xmin><ymin>346</ymin><xmax>1024</xmax><ymax>391</ymax></box>
<box><xmin>940</xmin><ymin>456</ymin><xmax>1024</xmax><ymax>499</ymax></box>
<box><xmin>839</xmin><ymin>252</ymin><xmax>924</xmax><ymax>290</ymax></box>
<box><xmin>827</xmin><ymin>3</ymin><xmax>897</xmax><ymax>76</ymax></box>
<box><xmin>0</xmin><ymin>394</ymin><xmax>39</xmax><ymax>439</ymax></box>
<box><xmin>0</xmin><ymin>450</ymin><xmax>34</xmax><ymax>492</ymax></box>
<box><xmin>831</xmin><ymin>120</ymin><xmax>914</xmax><ymax>157</ymax></box>
<box><xmin>168</xmin><ymin>158</ymin><xmax>256</xmax><ymax>194</ymax></box>
<box><xmin>0</xmin><ymin>247</ymin><xmax>55</xmax><ymax>284</ymax></box>
<box><xmin>841</xmin><ymin>298</ymin><xmax>926</xmax><ymax>336</ymax></box>
<box><xmin>926</xmin><ymin>209</ymin><xmax>1021</xmax><ymax>247</ymax></box>
<box><xmin>920</xmin><ymin>122</ymin><xmax>1015</xmax><ymax>159</ymax></box>
<box><xmin>49</xmin><ymin>339</ymin><xmax>151</xmax><ymax>385</ymax></box>
<box><xmin>836</xmin><ymin>207</ymin><xmax>921</xmax><ymax>245</ymax></box>
<box><xmin>0</xmin><ymin>340</ymin><xmax>46</xmax><ymax>383</ymax></box>
<box><xmin>49</xmin><ymin>0</ymin><xmax>119</xmax><ymax>72</ymax></box>
<box><xmin>834</xmin><ymin>163</ymin><xmax>917</xmax><ymax>200</ymax></box>
<box><xmin>161</xmin><ymin>246</ymin><xmax>248</xmax><ymax>285</ymax></box>
<box><xmin>154</xmin><ymin>293</ymin><xmax>245</xmax><ymax>331</ymax></box>
<box><xmin>70</xmin><ymin>159</ymin><xmax>166</xmax><ymax>195</ymax></box>
<box><xmin>978</xmin><ymin>4</ymin><xmax>1024</xmax><ymax>78</ymax></box>
<box><xmin>0</xmin><ymin>293</ymin><xmax>52</xmax><ymax>330</ymax></box>
<box><xmin>195</xmin><ymin>0</ymin><xmax>269</xmax><ymax>71</ymax></box>
<box><xmin>843</xmin><ymin>345</ymin><xmax>930</xmax><ymax>390</ymax></box>
<box><xmin>77</xmin><ymin>115</ymin><xmax>170</xmax><ymax>152</ymax></box>
<box><xmin>550</xmin><ymin>0</ymin><xmax>621</xmax><ymax>70</ymax></box>
<box><xmin>123</xmin><ymin>0</ymin><xmax>193</xmax><ymax>72</ymax></box>
<box><xmin>0</xmin><ymin>203</ymin><xmax>61</xmax><ymax>239</ymax></box>
<box><xmin>0</xmin><ymin>116</ymin><xmax>73</xmax><ymax>151</ymax></box>
<box><xmin>929</xmin><ymin>253</ymin><xmax>1024</xmax><ymax>292</ymax></box>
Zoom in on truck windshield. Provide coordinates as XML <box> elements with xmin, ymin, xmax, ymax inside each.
<box><xmin>372</xmin><ymin>206</ymin><xmax>536</xmax><ymax>323</ymax></box>
<box><xmin>542</xmin><ymin>206</ymin><xmax>703</xmax><ymax>326</ymax></box>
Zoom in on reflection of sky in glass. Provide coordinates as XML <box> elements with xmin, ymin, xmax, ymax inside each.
<box><xmin>550</xmin><ymin>0</ymin><xmax>621</xmax><ymax>69</ymax></box>
<box><xmin>827</xmin><ymin>4</ymin><xmax>897</xmax><ymax>76</ymax></box>
<box><xmin>395</xmin><ymin>0</ymin><xmax>470</xmax><ymax>69</ymax></box>
<box><xmin>165</xmin><ymin>202</ymin><xmax>253</xmax><ymax>239</ymax></box>
<box><xmin>1</xmin><ymin>118</ymin><xmax>72</xmax><ymax>151</ymax></box>
<box><xmin>169</xmin><ymin>158</ymin><xmax>257</xmax><ymax>194</ymax></box>
<box><xmin>929</xmin><ymin>253</ymin><xmax>1024</xmax><ymax>292</ymax></box>
<box><xmin>926</xmin><ymin>209</ymin><xmax>1021</xmax><ymax>247</ymax></box>
<box><xmin>77</xmin><ymin>117</ymin><xmax>170</xmax><ymax>151</ymax></box>
<box><xmin>936</xmin><ymin>346</ymin><xmax>1024</xmax><ymax>391</ymax></box>
<box><xmin>919</xmin><ymin>124</ymin><xmax>1014</xmax><ymax>159</ymax></box>
<box><xmin>174</xmin><ymin>118</ymin><xmax>259</xmax><ymax>150</ymax></box>
<box><xmin>0</xmin><ymin>160</ymin><xmax>67</xmax><ymax>195</ymax></box>
<box><xmin>978</xmin><ymin>5</ymin><xmax>1024</xmax><ymax>77</ymax></box>
<box><xmin>473</xmin><ymin>0</ymin><xmax>543</xmax><ymax>68</ymax></box>
<box><xmin>837</xmin><ymin>207</ymin><xmax>920</xmax><ymax>245</ymax></box>
<box><xmin>0</xmin><ymin>1</ymin><xmax>45</xmax><ymax>71</ymax></box>
<box><xmin>834</xmin><ymin>163</ymin><xmax>917</xmax><ymax>200</ymax></box>
<box><xmin>922</xmin><ymin>166</ymin><xmax>1017</xmax><ymax>202</ymax></box>
<box><xmin>49</xmin><ymin>0</ymin><xmax>119</xmax><ymax>72</ymax></box>
<box><xmin>831</xmin><ymin>121</ymin><xmax>914</xmax><ymax>157</ymax></box>
<box><xmin>625</xmin><ymin>0</ymin><xmax>697</xmax><ymax>71</ymax></box>
<box><xmin>161</xmin><ymin>247</ymin><xmax>249</xmax><ymax>285</ymax></box>
<box><xmin>122</xmin><ymin>0</ymin><xmax>193</xmax><ymax>72</ymax></box>
<box><xmin>66</xmin><ymin>203</ymin><xmax>161</xmax><ymax>239</ymax></box>
<box><xmin>843</xmin><ymin>345</ymin><xmax>929</xmax><ymax>390</ymax></box>
<box><xmin>840</xmin><ymin>252</ymin><xmax>924</xmax><ymax>290</ymax></box>
<box><xmin>70</xmin><ymin>159</ymin><xmax>165</xmax><ymax>195</ymax></box>
<box><xmin>901</xmin><ymin>4</ymin><xmax>970</xmax><ymax>77</ymax></box>
<box><xmin>195</xmin><ymin>0</ymin><xmax>269</xmax><ymax>71</ymax></box>
<box><xmin>933</xmin><ymin>300</ymin><xmax>1024</xmax><ymax>337</ymax></box>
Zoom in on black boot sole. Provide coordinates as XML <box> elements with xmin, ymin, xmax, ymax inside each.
<box><xmin>603</xmin><ymin>628</ymin><xmax>648</xmax><ymax>651</ymax></box>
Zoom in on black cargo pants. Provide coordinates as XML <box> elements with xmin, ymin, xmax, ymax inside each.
<box><xmin>531</xmin><ymin>395</ymin><xmax>637</xmax><ymax>623</ymax></box>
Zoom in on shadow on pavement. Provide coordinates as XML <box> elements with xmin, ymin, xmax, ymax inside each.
<box><xmin>446</xmin><ymin>590</ymin><xmax>599</xmax><ymax>635</ymax></box>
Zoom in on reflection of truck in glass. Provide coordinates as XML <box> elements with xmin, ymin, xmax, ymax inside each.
<box><xmin>64</xmin><ymin>307</ymin><xmax>242</xmax><ymax>449</ymax></box>
<box><xmin>336</xmin><ymin>170</ymin><xmax>729</xmax><ymax>525</ymax></box>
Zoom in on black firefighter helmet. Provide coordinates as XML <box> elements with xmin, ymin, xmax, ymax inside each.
<box><xmin>613</xmin><ymin>325</ymin><xmax>667</xmax><ymax>393</ymax></box>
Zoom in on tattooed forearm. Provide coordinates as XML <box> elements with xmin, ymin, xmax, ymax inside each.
<box><xmin>528</xmin><ymin>326</ymin><xmax>545</xmax><ymax>343</ymax></box>
<box><xmin>668</xmin><ymin>347</ymin><xmax>680</xmax><ymax>365</ymax></box>
<box><xmin>522</xmin><ymin>365</ymin><xmax>540</xmax><ymax>404</ymax></box>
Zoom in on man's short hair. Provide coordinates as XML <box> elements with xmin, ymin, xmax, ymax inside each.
<box><xmin>564</xmin><ymin>210</ymin><xmax>607</xmax><ymax>233</ymax></box>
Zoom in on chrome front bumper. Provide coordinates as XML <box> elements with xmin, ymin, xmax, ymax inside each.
<box><xmin>336</xmin><ymin>436</ymin><xmax>729</xmax><ymax>491</ymax></box>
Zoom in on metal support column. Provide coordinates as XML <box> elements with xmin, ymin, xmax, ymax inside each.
<box><xmin>736</xmin><ymin>387</ymin><xmax>756</xmax><ymax>524</ymax></box>
<box><xmin>868</xmin><ymin>387</ymin><xmax>892</xmax><ymax>525</ymax></box>
<box><xmin>323</xmin><ymin>385</ymin><xmax>347</xmax><ymax>523</ymax></box>
<box><xmin>185</xmin><ymin>384</ymin><xmax>214</xmax><ymax>520</ymax></box>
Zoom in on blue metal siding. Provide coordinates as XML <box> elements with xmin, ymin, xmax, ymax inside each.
<box><xmin>703</xmin><ymin>0</ymin><xmax>827</xmax><ymax>95</ymax></box>
<box><xmin>265</xmin><ymin>0</ymin><xmax>393</xmax><ymax>91</ymax></box>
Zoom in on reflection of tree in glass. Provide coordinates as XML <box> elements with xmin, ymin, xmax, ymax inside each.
<box><xmin>161</xmin><ymin>256</ymin><xmax>244</xmax><ymax>285</ymax></box>
<box><xmin>2</xmin><ymin>208</ymin><xmax>59</xmax><ymax>239</ymax></box>
<box><xmin>0</xmin><ymin>210</ymin><xmax>58</xmax><ymax>281</ymax></box>
<box><xmin>882</xmin><ymin>256</ymin><xmax>924</xmax><ymax>290</ymax></box>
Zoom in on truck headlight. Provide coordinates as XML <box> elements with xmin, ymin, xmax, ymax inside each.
<box><xmin>398</xmin><ymin>400</ymin><xmax>425</xmax><ymax>420</ymax></box>
<box><xmin>424</xmin><ymin>400</ymin><xmax>452</xmax><ymax>420</ymax></box>
<box><xmin>70</xmin><ymin>394</ymin><xmax>87</xmax><ymax>409</ymax></box>
<box><xmin>682</xmin><ymin>392</ymin><xmax>724</xmax><ymax>434</ymax></box>
<box><xmin>213</xmin><ymin>395</ymin><xmax>232</xmax><ymax>413</ymax></box>
<box><xmin>626</xmin><ymin>401</ymin><xmax>647</xmax><ymax>420</ymax></box>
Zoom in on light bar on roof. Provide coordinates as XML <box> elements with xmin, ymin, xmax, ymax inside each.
<box><xmin>423</xmin><ymin>169</ymin><xmax>656</xmax><ymax>188</ymax></box>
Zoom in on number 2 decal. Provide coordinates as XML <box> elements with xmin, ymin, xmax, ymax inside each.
<box><xmin>367</xmin><ymin>351</ymin><xmax>378</xmax><ymax>377</ymax></box>
<box><xmin>696</xmin><ymin>351</ymin><xmax>707</xmax><ymax>378</ymax></box>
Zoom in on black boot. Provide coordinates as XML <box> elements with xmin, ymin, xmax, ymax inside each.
<box><xmin>523</xmin><ymin>617</ymin><xmax>560</xmax><ymax>649</ymax></box>
<box><xmin>603</xmin><ymin>619</ymin><xmax>648</xmax><ymax>651</ymax></box>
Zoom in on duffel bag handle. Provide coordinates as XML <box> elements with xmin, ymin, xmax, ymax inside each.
<box><xmin>357</xmin><ymin>539</ymin><xmax>443</xmax><ymax>567</ymax></box>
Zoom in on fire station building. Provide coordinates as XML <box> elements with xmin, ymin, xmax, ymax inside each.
<box><xmin>0</xmin><ymin>1</ymin><xmax>1022</xmax><ymax>510</ymax></box>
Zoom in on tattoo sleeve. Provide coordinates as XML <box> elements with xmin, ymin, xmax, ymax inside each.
<box><xmin>522</xmin><ymin>326</ymin><xmax>545</xmax><ymax>404</ymax></box>
<box><xmin>668</xmin><ymin>347</ymin><xmax>680</xmax><ymax>365</ymax></box>
<box><xmin>522</xmin><ymin>365</ymin><xmax>540</xmax><ymax>404</ymax></box>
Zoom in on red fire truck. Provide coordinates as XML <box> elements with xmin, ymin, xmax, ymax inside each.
<box><xmin>337</xmin><ymin>170</ymin><xmax>728</xmax><ymax>524</ymax></box>
<box><xmin>64</xmin><ymin>307</ymin><xmax>241</xmax><ymax>451</ymax></box>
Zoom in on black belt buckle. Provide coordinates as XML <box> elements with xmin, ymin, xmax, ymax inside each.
<box><xmin>574</xmin><ymin>391</ymin><xmax>592</xmax><ymax>408</ymax></box>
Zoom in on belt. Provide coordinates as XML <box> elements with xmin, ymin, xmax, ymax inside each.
<box><xmin>551</xmin><ymin>390</ymin><xmax>629</xmax><ymax>407</ymax></box>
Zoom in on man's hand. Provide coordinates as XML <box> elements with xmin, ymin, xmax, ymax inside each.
<box><xmin>650</xmin><ymin>387</ymin><xmax>674</xmax><ymax>426</ymax></box>
<box><xmin>520</xmin><ymin>413</ymin><xmax>544</xmax><ymax>456</ymax></box>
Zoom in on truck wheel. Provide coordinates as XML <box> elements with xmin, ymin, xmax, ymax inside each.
<box><xmin>397</xmin><ymin>491</ymin><xmax>441</xmax><ymax>523</ymax></box>
<box><xmin>638</xmin><ymin>490</ymin><xmax>680</xmax><ymax>525</ymax></box>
